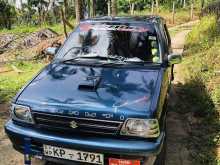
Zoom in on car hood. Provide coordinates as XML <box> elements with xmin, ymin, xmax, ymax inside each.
<box><xmin>16</xmin><ymin>63</ymin><xmax>160</xmax><ymax>121</ymax></box>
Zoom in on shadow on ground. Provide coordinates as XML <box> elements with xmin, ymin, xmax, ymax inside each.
<box><xmin>167</xmin><ymin>76</ymin><xmax>220</xmax><ymax>165</ymax></box>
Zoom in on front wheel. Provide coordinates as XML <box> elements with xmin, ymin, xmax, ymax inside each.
<box><xmin>154</xmin><ymin>124</ymin><xmax>167</xmax><ymax>165</ymax></box>
<box><xmin>154</xmin><ymin>134</ymin><xmax>166</xmax><ymax>165</ymax></box>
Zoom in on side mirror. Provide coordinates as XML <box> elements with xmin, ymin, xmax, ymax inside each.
<box><xmin>168</xmin><ymin>53</ymin><xmax>182</xmax><ymax>65</ymax></box>
<box><xmin>44</xmin><ymin>47</ymin><xmax>59</xmax><ymax>56</ymax></box>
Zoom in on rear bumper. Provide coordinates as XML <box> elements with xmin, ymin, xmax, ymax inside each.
<box><xmin>5</xmin><ymin>120</ymin><xmax>165</xmax><ymax>164</ymax></box>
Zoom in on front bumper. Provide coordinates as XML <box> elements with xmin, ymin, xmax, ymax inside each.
<box><xmin>5</xmin><ymin>120</ymin><xmax>165</xmax><ymax>164</ymax></box>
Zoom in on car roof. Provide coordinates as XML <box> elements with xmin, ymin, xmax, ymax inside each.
<box><xmin>81</xmin><ymin>16</ymin><xmax>165</xmax><ymax>25</ymax></box>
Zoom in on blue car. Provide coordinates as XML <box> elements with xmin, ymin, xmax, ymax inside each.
<box><xmin>5</xmin><ymin>16</ymin><xmax>181</xmax><ymax>165</ymax></box>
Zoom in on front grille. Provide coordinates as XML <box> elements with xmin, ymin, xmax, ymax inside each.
<box><xmin>33</xmin><ymin>112</ymin><xmax>123</xmax><ymax>135</ymax></box>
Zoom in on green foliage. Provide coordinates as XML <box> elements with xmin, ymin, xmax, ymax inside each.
<box><xmin>0</xmin><ymin>22</ymin><xmax>65</xmax><ymax>35</ymax></box>
<box><xmin>0</xmin><ymin>0</ymin><xmax>16</xmax><ymax>29</ymax></box>
<box><xmin>95</xmin><ymin>0</ymin><xmax>108</xmax><ymax>15</ymax></box>
<box><xmin>118</xmin><ymin>0</ymin><xmax>149</xmax><ymax>13</ymax></box>
<box><xmin>212</xmin><ymin>86</ymin><xmax>220</xmax><ymax>105</ymax></box>
<box><xmin>185</xmin><ymin>16</ymin><xmax>220</xmax><ymax>108</ymax></box>
<box><xmin>186</xmin><ymin>16</ymin><xmax>219</xmax><ymax>52</ymax></box>
<box><xmin>16</xmin><ymin>0</ymin><xmax>57</xmax><ymax>26</ymax></box>
<box><xmin>202</xmin><ymin>0</ymin><xmax>220</xmax><ymax>18</ymax></box>
<box><xmin>183</xmin><ymin>16</ymin><xmax>220</xmax><ymax>164</ymax></box>
<box><xmin>0</xmin><ymin>61</ymin><xmax>45</xmax><ymax>103</ymax></box>
<box><xmin>1</xmin><ymin>0</ymin><xmax>206</xmax><ymax>30</ymax></box>
<box><xmin>17</xmin><ymin>3</ymin><xmax>38</xmax><ymax>25</ymax></box>
<box><xmin>28</xmin><ymin>0</ymin><xmax>48</xmax><ymax>7</ymax></box>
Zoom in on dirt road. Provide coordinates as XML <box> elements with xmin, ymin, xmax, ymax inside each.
<box><xmin>165</xmin><ymin>21</ymin><xmax>199</xmax><ymax>165</ymax></box>
<box><xmin>0</xmin><ymin>22</ymin><xmax>197</xmax><ymax>165</ymax></box>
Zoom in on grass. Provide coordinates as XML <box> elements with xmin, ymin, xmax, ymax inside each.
<box><xmin>119</xmin><ymin>7</ymin><xmax>199</xmax><ymax>27</ymax></box>
<box><xmin>157</xmin><ymin>8</ymin><xmax>199</xmax><ymax>26</ymax></box>
<box><xmin>0</xmin><ymin>24</ymin><xmax>60</xmax><ymax>35</ymax></box>
<box><xmin>0</xmin><ymin>61</ymin><xmax>46</xmax><ymax>103</ymax></box>
<box><xmin>0</xmin><ymin>20</ymin><xmax>75</xmax><ymax>35</ymax></box>
<box><xmin>181</xmin><ymin>15</ymin><xmax>220</xmax><ymax>164</ymax></box>
<box><xmin>186</xmin><ymin>16</ymin><xmax>220</xmax><ymax>53</ymax></box>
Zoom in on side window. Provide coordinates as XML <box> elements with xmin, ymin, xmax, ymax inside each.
<box><xmin>159</xmin><ymin>23</ymin><xmax>169</xmax><ymax>54</ymax></box>
<box><xmin>164</xmin><ymin>24</ymin><xmax>171</xmax><ymax>48</ymax></box>
<box><xmin>161</xmin><ymin>24</ymin><xmax>169</xmax><ymax>48</ymax></box>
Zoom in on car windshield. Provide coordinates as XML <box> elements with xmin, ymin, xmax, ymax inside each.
<box><xmin>56</xmin><ymin>22</ymin><xmax>160</xmax><ymax>64</ymax></box>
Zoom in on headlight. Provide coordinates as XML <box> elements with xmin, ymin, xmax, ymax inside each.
<box><xmin>120</xmin><ymin>118</ymin><xmax>160</xmax><ymax>138</ymax></box>
<box><xmin>11</xmin><ymin>104</ymin><xmax>34</xmax><ymax>124</ymax></box>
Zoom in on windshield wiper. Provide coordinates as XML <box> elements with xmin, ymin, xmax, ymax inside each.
<box><xmin>61</xmin><ymin>53</ymin><xmax>154</xmax><ymax>66</ymax></box>
<box><xmin>122</xmin><ymin>58</ymin><xmax>149</xmax><ymax>65</ymax></box>
<box><xmin>62</xmin><ymin>46</ymin><xmax>89</xmax><ymax>58</ymax></box>
<box><xmin>76</xmin><ymin>54</ymin><xmax>124</xmax><ymax>61</ymax></box>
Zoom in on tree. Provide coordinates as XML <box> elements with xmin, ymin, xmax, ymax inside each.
<box><xmin>19</xmin><ymin>3</ymin><xmax>36</xmax><ymax>25</ymax></box>
<box><xmin>155</xmin><ymin>0</ymin><xmax>159</xmax><ymax>13</ymax></box>
<box><xmin>201</xmin><ymin>0</ymin><xmax>205</xmax><ymax>9</ymax></box>
<box><xmin>90</xmin><ymin>0</ymin><xmax>96</xmax><ymax>17</ymax></box>
<box><xmin>64</xmin><ymin>0</ymin><xmax>68</xmax><ymax>15</ymax></box>
<box><xmin>28</xmin><ymin>0</ymin><xmax>49</xmax><ymax>25</ymax></box>
<box><xmin>111</xmin><ymin>0</ymin><xmax>117</xmax><ymax>16</ymax></box>
<box><xmin>108</xmin><ymin>0</ymin><xmax>111</xmax><ymax>16</ymax></box>
<box><xmin>118</xmin><ymin>0</ymin><xmax>148</xmax><ymax>14</ymax></box>
<box><xmin>128</xmin><ymin>0</ymin><xmax>134</xmax><ymax>15</ymax></box>
<box><xmin>127</xmin><ymin>0</ymin><xmax>144</xmax><ymax>15</ymax></box>
<box><xmin>183</xmin><ymin>0</ymin><xmax>186</xmax><ymax>8</ymax></box>
<box><xmin>0</xmin><ymin>0</ymin><xmax>16</xmax><ymax>29</ymax></box>
<box><xmin>75</xmin><ymin>0</ymin><xmax>84</xmax><ymax>23</ymax></box>
<box><xmin>96</xmin><ymin>0</ymin><xmax>108</xmax><ymax>15</ymax></box>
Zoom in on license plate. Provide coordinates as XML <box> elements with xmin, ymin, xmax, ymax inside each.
<box><xmin>43</xmin><ymin>145</ymin><xmax>104</xmax><ymax>164</ymax></box>
<box><xmin>109</xmin><ymin>158</ymin><xmax>140</xmax><ymax>165</ymax></box>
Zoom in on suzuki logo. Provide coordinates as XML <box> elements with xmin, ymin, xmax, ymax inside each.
<box><xmin>70</xmin><ymin>120</ymin><xmax>78</xmax><ymax>129</ymax></box>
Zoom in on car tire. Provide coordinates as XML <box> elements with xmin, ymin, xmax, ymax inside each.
<box><xmin>154</xmin><ymin>124</ymin><xmax>167</xmax><ymax>165</ymax></box>
<box><xmin>154</xmin><ymin>136</ymin><xmax>166</xmax><ymax>165</ymax></box>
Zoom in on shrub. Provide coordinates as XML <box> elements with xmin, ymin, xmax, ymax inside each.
<box><xmin>185</xmin><ymin>15</ymin><xmax>219</xmax><ymax>52</ymax></box>
<box><xmin>183</xmin><ymin>15</ymin><xmax>220</xmax><ymax>164</ymax></box>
